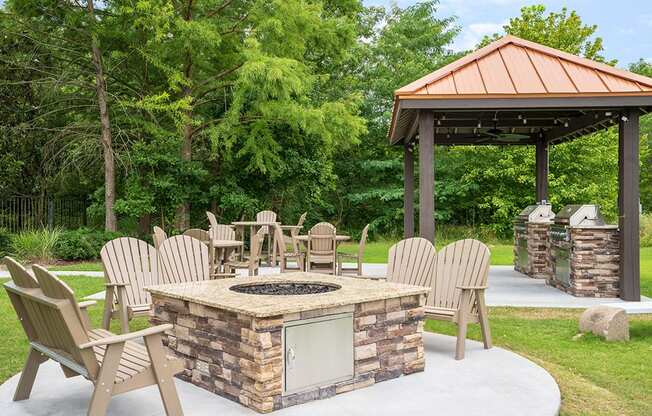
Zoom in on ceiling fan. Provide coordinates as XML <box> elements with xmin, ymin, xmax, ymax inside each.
<box><xmin>477</xmin><ymin>119</ymin><xmax>530</xmax><ymax>142</ymax></box>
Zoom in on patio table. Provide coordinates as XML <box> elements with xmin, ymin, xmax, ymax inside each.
<box><xmin>231</xmin><ymin>221</ymin><xmax>280</xmax><ymax>265</ymax></box>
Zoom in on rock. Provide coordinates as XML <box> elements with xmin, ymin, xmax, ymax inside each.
<box><xmin>579</xmin><ymin>306</ymin><xmax>629</xmax><ymax>342</ymax></box>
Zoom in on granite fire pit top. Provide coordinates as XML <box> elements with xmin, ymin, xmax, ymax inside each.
<box><xmin>146</xmin><ymin>272</ymin><xmax>430</xmax><ymax>317</ymax></box>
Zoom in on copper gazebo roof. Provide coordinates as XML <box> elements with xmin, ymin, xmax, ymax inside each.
<box><xmin>389</xmin><ymin>35</ymin><xmax>652</xmax><ymax>144</ymax></box>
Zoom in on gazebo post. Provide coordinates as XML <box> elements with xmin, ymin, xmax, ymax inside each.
<box><xmin>535</xmin><ymin>137</ymin><xmax>549</xmax><ymax>202</ymax></box>
<box><xmin>404</xmin><ymin>140</ymin><xmax>415</xmax><ymax>238</ymax></box>
<box><xmin>618</xmin><ymin>109</ymin><xmax>640</xmax><ymax>301</ymax></box>
<box><xmin>418</xmin><ymin>110</ymin><xmax>435</xmax><ymax>243</ymax></box>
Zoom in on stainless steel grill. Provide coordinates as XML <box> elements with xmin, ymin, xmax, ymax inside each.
<box><xmin>550</xmin><ymin>204</ymin><xmax>606</xmax><ymax>286</ymax></box>
<box><xmin>514</xmin><ymin>204</ymin><xmax>555</xmax><ymax>272</ymax></box>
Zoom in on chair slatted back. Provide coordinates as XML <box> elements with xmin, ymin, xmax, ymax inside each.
<box><xmin>4</xmin><ymin>257</ymin><xmax>38</xmax><ymax>288</ymax></box>
<box><xmin>431</xmin><ymin>239</ymin><xmax>491</xmax><ymax>312</ymax></box>
<box><xmin>252</xmin><ymin>228</ymin><xmax>266</xmax><ymax>261</ymax></box>
<box><xmin>357</xmin><ymin>224</ymin><xmax>370</xmax><ymax>260</ymax></box>
<box><xmin>209</xmin><ymin>224</ymin><xmax>236</xmax><ymax>240</ymax></box>
<box><xmin>206</xmin><ymin>211</ymin><xmax>219</xmax><ymax>231</ymax></box>
<box><xmin>183</xmin><ymin>228</ymin><xmax>210</xmax><ymax>244</ymax></box>
<box><xmin>273</xmin><ymin>224</ymin><xmax>287</xmax><ymax>258</ymax></box>
<box><xmin>158</xmin><ymin>235</ymin><xmax>210</xmax><ymax>283</ymax></box>
<box><xmin>296</xmin><ymin>212</ymin><xmax>307</xmax><ymax>228</ymax></box>
<box><xmin>4</xmin><ymin>261</ymin><xmax>99</xmax><ymax>379</ymax></box>
<box><xmin>256</xmin><ymin>210</ymin><xmax>277</xmax><ymax>234</ymax></box>
<box><xmin>308</xmin><ymin>222</ymin><xmax>336</xmax><ymax>254</ymax></box>
<box><xmin>386</xmin><ymin>238</ymin><xmax>436</xmax><ymax>287</ymax></box>
<box><xmin>153</xmin><ymin>226</ymin><xmax>167</xmax><ymax>250</ymax></box>
<box><xmin>100</xmin><ymin>238</ymin><xmax>159</xmax><ymax>307</ymax></box>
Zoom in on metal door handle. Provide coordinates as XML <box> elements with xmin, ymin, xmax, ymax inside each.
<box><xmin>286</xmin><ymin>347</ymin><xmax>296</xmax><ymax>369</ymax></box>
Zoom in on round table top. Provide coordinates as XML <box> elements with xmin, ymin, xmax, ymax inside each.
<box><xmin>211</xmin><ymin>239</ymin><xmax>244</xmax><ymax>248</ymax></box>
<box><xmin>294</xmin><ymin>235</ymin><xmax>350</xmax><ymax>242</ymax></box>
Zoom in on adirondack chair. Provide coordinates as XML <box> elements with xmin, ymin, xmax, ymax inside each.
<box><xmin>225</xmin><ymin>228</ymin><xmax>265</xmax><ymax>276</ymax></box>
<box><xmin>386</xmin><ymin>237</ymin><xmax>437</xmax><ymax>287</ymax></box>
<box><xmin>256</xmin><ymin>210</ymin><xmax>277</xmax><ymax>265</ymax></box>
<box><xmin>427</xmin><ymin>239</ymin><xmax>492</xmax><ymax>360</ymax></box>
<box><xmin>153</xmin><ymin>226</ymin><xmax>167</xmax><ymax>249</ymax></box>
<box><xmin>3</xmin><ymin>258</ymin><xmax>184</xmax><ymax>416</ymax></box>
<box><xmin>281</xmin><ymin>212</ymin><xmax>307</xmax><ymax>253</ymax></box>
<box><xmin>158</xmin><ymin>235</ymin><xmax>213</xmax><ymax>283</ymax></box>
<box><xmin>209</xmin><ymin>224</ymin><xmax>236</xmax><ymax>240</ymax></box>
<box><xmin>100</xmin><ymin>237</ymin><xmax>160</xmax><ymax>334</ymax></box>
<box><xmin>306</xmin><ymin>222</ymin><xmax>337</xmax><ymax>274</ymax></box>
<box><xmin>338</xmin><ymin>224</ymin><xmax>370</xmax><ymax>276</ymax></box>
<box><xmin>273</xmin><ymin>223</ymin><xmax>304</xmax><ymax>273</ymax></box>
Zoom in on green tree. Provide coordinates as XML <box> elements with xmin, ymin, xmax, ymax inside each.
<box><xmin>629</xmin><ymin>60</ymin><xmax>652</xmax><ymax>212</ymax></box>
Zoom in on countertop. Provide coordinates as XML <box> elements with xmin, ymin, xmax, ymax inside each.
<box><xmin>146</xmin><ymin>272</ymin><xmax>429</xmax><ymax>318</ymax></box>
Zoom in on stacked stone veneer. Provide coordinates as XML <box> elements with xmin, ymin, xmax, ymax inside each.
<box><xmin>548</xmin><ymin>227</ymin><xmax>620</xmax><ymax>297</ymax></box>
<box><xmin>514</xmin><ymin>222</ymin><xmax>552</xmax><ymax>278</ymax></box>
<box><xmin>150</xmin><ymin>294</ymin><xmax>426</xmax><ymax>413</ymax></box>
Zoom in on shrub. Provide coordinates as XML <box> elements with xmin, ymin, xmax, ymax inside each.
<box><xmin>642</xmin><ymin>213</ymin><xmax>652</xmax><ymax>247</ymax></box>
<box><xmin>54</xmin><ymin>228</ymin><xmax>125</xmax><ymax>261</ymax></box>
<box><xmin>0</xmin><ymin>228</ymin><xmax>12</xmax><ymax>258</ymax></box>
<box><xmin>11</xmin><ymin>228</ymin><xmax>62</xmax><ymax>263</ymax></box>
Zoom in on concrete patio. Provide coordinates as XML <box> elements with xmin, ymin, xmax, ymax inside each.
<box><xmin>0</xmin><ymin>332</ymin><xmax>560</xmax><ymax>416</ymax></box>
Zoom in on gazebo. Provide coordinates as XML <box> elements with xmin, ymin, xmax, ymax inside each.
<box><xmin>389</xmin><ymin>35</ymin><xmax>652</xmax><ymax>301</ymax></box>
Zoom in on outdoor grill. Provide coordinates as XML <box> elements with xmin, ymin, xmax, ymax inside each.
<box><xmin>548</xmin><ymin>205</ymin><xmax>620</xmax><ymax>297</ymax></box>
<box><xmin>513</xmin><ymin>203</ymin><xmax>555</xmax><ymax>277</ymax></box>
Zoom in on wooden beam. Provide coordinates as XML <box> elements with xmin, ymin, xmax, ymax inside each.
<box><xmin>418</xmin><ymin>110</ymin><xmax>435</xmax><ymax>243</ymax></box>
<box><xmin>433</xmin><ymin>134</ymin><xmax>537</xmax><ymax>145</ymax></box>
<box><xmin>399</xmin><ymin>96</ymin><xmax>652</xmax><ymax>111</ymax></box>
<box><xmin>536</xmin><ymin>138</ymin><xmax>549</xmax><ymax>202</ymax></box>
<box><xmin>619</xmin><ymin>109</ymin><xmax>640</xmax><ymax>301</ymax></box>
<box><xmin>544</xmin><ymin>112</ymin><xmax>614</xmax><ymax>142</ymax></box>
<box><xmin>404</xmin><ymin>141</ymin><xmax>415</xmax><ymax>238</ymax></box>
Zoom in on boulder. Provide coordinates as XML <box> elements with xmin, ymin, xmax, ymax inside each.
<box><xmin>579</xmin><ymin>305</ymin><xmax>629</xmax><ymax>341</ymax></box>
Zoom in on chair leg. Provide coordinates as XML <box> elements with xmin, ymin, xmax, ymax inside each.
<box><xmin>337</xmin><ymin>257</ymin><xmax>343</xmax><ymax>276</ymax></box>
<box><xmin>101</xmin><ymin>288</ymin><xmax>114</xmax><ymax>330</ymax></box>
<box><xmin>144</xmin><ymin>333</ymin><xmax>184</xmax><ymax>416</ymax></box>
<box><xmin>115</xmin><ymin>287</ymin><xmax>130</xmax><ymax>334</ymax></box>
<box><xmin>87</xmin><ymin>343</ymin><xmax>124</xmax><ymax>416</ymax></box>
<box><xmin>13</xmin><ymin>348</ymin><xmax>46</xmax><ymax>401</ymax></box>
<box><xmin>455</xmin><ymin>291</ymin><xmax>472</xmax><ymax>360</ymax></box>
<box><xmin>476</xmin><ymin>289</ymin><xmax>492</xmax><ymax>350</ymax></box>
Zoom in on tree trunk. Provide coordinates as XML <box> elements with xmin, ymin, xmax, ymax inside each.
<box><xmin>175</xmin><ymin>117</ymin><xmax>193</xmax><ymax>230</ymax></box>
<box><xmin>87</xmin><ymin>0</ymin><xmax>117</xmax><ymax>231</ymax></box>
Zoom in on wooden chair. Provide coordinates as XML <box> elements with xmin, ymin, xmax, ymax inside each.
<box><xmin>3</xmin><ymin>258</ymin><xmax>184</xmax><ymax>416</ymax></box>
<box><xmin>338</xmin><ymin>224</ymin><xmax>370</xmax><ymax>276</ymax></box>
<box><xmin>226</xmin><ymin>228</ymin><xmax>265</xmax><ymax>276</ymax></box>
<box><xmin>281</xmin><ymin>212</ymin><xmax>307</xmax><ymax>253</ymax></box>
<box><xmin>206</xmin><ymin>211</ymin><xmax>238</xmax><ymax>257</ymax></box>
<box><xmin>256</xmin><ymin>210</ymin><xmax>277</xmax><ymax>264</ymax></box>
<box><xmin>273</xmin><ymin>223</ymin><xmax>304</xmax><ymax>273</ymax></box>
<box><xmin>386</xmin><ymin>237</ymin><xmax>437</xmax><ymax>286</ymax></box>
<box><xmin>100</xmin><ymin>237</ymin><xmax>160</xmax><ymax>334</ymax></box>
<box><xmin>153</xmin><ymin>226</ymin><xmax>167</xmax><ymax>249</ymax></box>
<box><xmin>306</xmin><ymin>222</ymin><xmax>337</xmax><ymax>274</ymax></box>
<box><xmin>158</xmin><ymin>235</ymin><xmax>212</xmax><ymax>283</ymax></box>
<box><xmin>427</xmin><ymin>239</ymin><xmax>492</xmax><ymax>360</ymax></box>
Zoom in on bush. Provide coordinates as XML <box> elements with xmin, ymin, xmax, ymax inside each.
<box><xmin>11</xmin><ymin>228</ymin><xmax>62</xmax><ymax>263</ymax></box>
<box><xmin>0</xmin><ymin>228</ymin><xmax>12</xmax><ymax>258</ymax></box>
<box><xmin>642</xmin><ymin>213</ymin><xmax>652</xmax><ymax>247</ymax></box>
<box><xmin>54</xmin><ymin>228</ymin><xmax>125</xmax><ymax>261</ymax></box>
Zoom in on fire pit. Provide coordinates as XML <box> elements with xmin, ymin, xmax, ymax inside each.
<box><xmin>147</xmin><ymin>273</ymin><xmax>428</xmax><ymax>413</ymax></box>
<box><xmin>230</xmin><ymin>282</ymin><xmax>340</xmax><ymax>295</ymax></box>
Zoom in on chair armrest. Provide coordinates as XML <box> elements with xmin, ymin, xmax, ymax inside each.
<box><xmin>456</xmin><ymin>285</ymin><xmax>488</xmax><ymax>290</ymax></box>
<box><xmin>78</xmin><ymin>324</ymin><xmax>173</xmax><ymax>349</ymax></box>
<box><xmin>211</xmin><ymin>273</ymin><xmax>237</xmax><ymax>279</ymax></box>
<box><xmin>78</xmin><ymin>300</ymin><xmax>97</xmax><ymax>309</ymax></box>
<box><xmin>105</xmin><ymin>282</ymin><xmax>130</xmax><ymax>287</ymax></box>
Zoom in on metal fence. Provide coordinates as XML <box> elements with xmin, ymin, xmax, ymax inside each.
<box><xmin>0</xmin><ymin>197</ymin><xmax>86</xmax><ymax>232</ymax></box>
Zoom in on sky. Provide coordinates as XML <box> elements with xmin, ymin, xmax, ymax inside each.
<box><xmin>363</xmin><ymin>0</ymin><xmax>652</xmax><ymax>69</ymax></box>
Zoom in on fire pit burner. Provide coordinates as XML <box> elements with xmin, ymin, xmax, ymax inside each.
<box><xmin>230</xmin><ymin>282</ymin><xmax>340</xmax><ymax>295</ymax></box>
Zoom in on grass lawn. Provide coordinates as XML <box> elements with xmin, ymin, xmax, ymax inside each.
<box><xmin>0</xmin><ymin>275</ymin><xmax>650</xmax><ymax>415</ymax></box>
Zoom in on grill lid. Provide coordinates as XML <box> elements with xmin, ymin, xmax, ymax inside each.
<box><xmin>516</xmin><ymin>203</ymin><xmax>555</xmax><ymax>223</ymax></box>
<box><xmin>554</xmin><ymin>204</ymin><xmax>605</xmax><ymax>227</ymax></box>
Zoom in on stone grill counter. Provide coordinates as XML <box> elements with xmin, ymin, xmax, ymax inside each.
<box><xmin>147</xmin><ymin>273</ymin><xmax>428</xmax><ymax>413</ymax></box>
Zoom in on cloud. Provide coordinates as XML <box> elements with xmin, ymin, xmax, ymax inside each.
<box><xmin>451</xmin><ymin>21</ymin><xmax>506</xmax><ymax>52</ymax></box>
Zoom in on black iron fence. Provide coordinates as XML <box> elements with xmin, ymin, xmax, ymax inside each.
<box><xmin>0</xmin><ymin>196</ymin><xmax>86</xmax><ymax>232</ymax></box>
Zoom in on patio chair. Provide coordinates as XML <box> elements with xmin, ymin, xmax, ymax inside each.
<box><xmin>3</xmin><ymin>259</ymin><xmax>184</xmax><ymax>416</ymax></box>
<box><xmin>306</xmin><ymin>222</ymin><xmax>337</xmax><ymax>274</ymax></box>
<box><xmin>225</xmin><ymin>228</ymin><xmax>265</xmax><ymax>276</ymax></box>
<box><xmin>281</xmin><ymin>212</ymin><xmax>307</xmax><ymax>254</ymax></box>
<box><xmin>386</xmin><ymin>237</ymin><xmax>436</xmax><ymax>286</ymax></box>
<box><xmin>100</xmin><ymin>237</ymin><xmax>160</xmax><ymax>334</ymax></box>
<box><xmin>153</xmin><ymin>226</ymin><xmax>167</xmax><ymax>249</ymax></box>
<box><xmin>338</xmin><ymin>224</ymin><xmax>369</xmax><ymax>276</ymax></box>
<box><xmin>158</xmin><ymin>235</ymin><xmax>213</xmax><ymax>283</ymax></box>
<box><xmin>256</xmin><ymin>210</ymin><xmax>277</xmax><ymax>264</ymax></box>
<box><xmin>273</xmin><ymin>223</ymin><xmax>304</xmax><ymax>273</ymax></box>
<box><xmin>428</xmin><ymin>239</ymin><xmax>492</xmax><ymax>360</ymax></box>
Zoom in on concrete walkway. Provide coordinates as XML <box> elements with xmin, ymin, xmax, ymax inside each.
<box><xmin>0</xmin><ymin>332</ymin><xmax>560</xmax><ymax>416</ymax></box>
<box><xmin>2</xmin><ymin>264</ymin><xmax>649</xmax><ymax>311</ymax></box>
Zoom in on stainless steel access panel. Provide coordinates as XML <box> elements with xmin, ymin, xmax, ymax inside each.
<box><xmin>283</xmin><ymin>312</ymin><xmax>354</xmax><ymax>395</ymax></box>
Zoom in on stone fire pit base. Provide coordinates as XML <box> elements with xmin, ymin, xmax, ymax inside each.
<box><xmin>150</xmin><ymin>294</ymin><xmax>425</xmax><ymax>413</ymax></box>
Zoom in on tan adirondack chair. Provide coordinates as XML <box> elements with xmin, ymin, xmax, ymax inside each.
<box><xmin>209</xmin><ymin>224</ymin><xmax>236</xmax><ymax>240</ymax></box>
<box><xmin>273</xmin><ymin>223</ymin><xmax>304</xmax><ymax>273</ymax></box>
<box><xmin>306</xmin><ymin>222</ymin><xmax>337</xmax><ymax>274</ymax></box>
<box><xmin>226</xmin><ymin>228</ymin><xmax>265</xmax><ymax>276</ymax></box>
<box><xmin>158</xmin><ymin>235</ymin><xmax>213</xmax><ymax>283</ymax></box>
<box><xmin>427</xmin><ymin>239</ymin><xmax>492</xmax><ymax>360</ymax></box>
<box><xmin>281</xmin><ymin>212</ymin><xmax>307</xmax><ymax>253</ymax></box>
<box><xmin>100</xmin><ymin>237</ymin><xmax>160</xmax><ymax>334</ymax></box>
<box><xmin>338</xmin><ymin>224</ymin><xmax>370</xmax><ymax>276</ymax></box>
<box><xmin>153</xmin><ymin>226</ymin><xmax>167</xmax><ymax>249</ymax></box>
<box><xmin>3</xmin><ymin>258</ymin><xmax>184</xmax><ymax>416</ymax></box>
<box><xmin>386</xmin><ymin>237</ymin><xmax>437</xmax><ymax>286</ymax></box>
